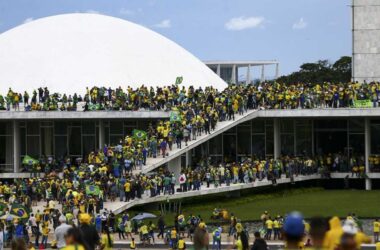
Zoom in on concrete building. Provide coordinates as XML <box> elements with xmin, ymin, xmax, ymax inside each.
<box><xmin>1</xmin><ymin>108</ymin><xmax>380</xmax><ymax>191</ymax></box>
<box><xmin>352</xmin><ymin>0</ymin><xmax>380</xmax><ymax>82</ymax></box>
<box><xmin>205</xmin><ymin>60</ymin><xmax>279</xmax><ymax>84</ymax></box>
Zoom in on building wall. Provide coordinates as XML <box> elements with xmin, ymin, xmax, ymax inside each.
<box><xmin>352</xmin><ymin>0</ymin><xmax>380</xmax><ymax>82</ymax></box>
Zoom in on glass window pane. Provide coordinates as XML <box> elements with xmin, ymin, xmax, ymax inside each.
<box><xmin>349</xmin><ymin>119</ymin><xmax>364</xmax><ymax>133</ymax></box>
<box><xmin>55</xmin><ymin>122</ymin><xmax>67</xmax><ymax>135</ymax></box>
<box><xmin>110</xmin><ymin>121</ymin><xmax>123</xmax><ymax>135</ymax></box>
<box><xmin>27</xmin><ymin>121</ymin><xmax>39</xmax><ymax>135</ymax></box>
<box><xmin>20</xmin><ymin>127</ymin><xmax>26</xmax><ymax>156</ymax></box>
<box><xmin>223</xmin><ymin>134</ymin><xmax>236</xmax><ymax>162</ymax></box>
<box><xmin>209</xmin><ymin>134</ymin><xmax>222</xmax><ymax>155</ymax></box>
<box><xmin>41</xmin><ymin>127</ymin><xmax>53</xmax><ymax>156</ymax></box>
<box><xmin>0</xmin><ymin>135</ymin><xmax>13</xmax><ymax>172</ymax></box>
<box><xmin>82</xmin><ymin>121</ymin><xmax>95</xmax><ymax>135</ymax></box>
<box><xmin>315</xmin><ymin>119</ymin><xmax>347</xmax><ymax>130</ymax></box>
<box><xmin>349</xmin><ymin>134</ymin><xmax>364</xmax><ymax>155</ymax></box>
<box><xmin>371</xmin><ymin>124</ymin><xmax>380</xmax><ymax>154</ymax></box>
<box><xmin>26</xmin><ymin>136</ymin><xmax>40</xmax><ymax>158</ymax></box>
<box><xmin>83</xmin><ymin>135</ymin><xmax>95</xmax><ymax>157</ymax></box>
<box><xmin>281</xmin><ymin>134</ymin><xmax>294</xmax><ymax>156</ymax></box>
<box><xmin>252</xmin><ymin>134</ymin><xmax>265</xmax><ymax>158</ymax></box>
<box><xmin>68</xmin><ymin>127</ymin><xmax>81</xmax><ymax>155</ymax></box>
<box><xmin>0</xmin><ymin>122</ymin><xmax>12</xmax><ymax>135</ymax></box>
<box><xmin>266</xmin><ymin>123</ymin><xmax>274</xmax><ymax>156</ymax></box>
<box><xmin>296</xmin><ymin>124</ymin><xmax>312</xmax><ymax>156</ymax></box>
<box><xmin>252</xmin><ymin>120</ymin><xmax>265</xmax><ymax>133</ymax></box>
<box><xmin>280</xmin><ymin>120</ymin><xmax>294</xmax><ymax>133</ymax></box>
<box><xmin>237</xmin><ymin>126</ymin><xmax>251</xmax><ymax>155</ymax></box>
<box><xmin>55</xmin><ymin>136</ymin><xmax>67</xmax><ymax>159</ymax></box>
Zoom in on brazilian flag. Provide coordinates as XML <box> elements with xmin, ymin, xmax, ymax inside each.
<box><xmin>175</xmin><ymin>76</ymin><xmax>183</xmax><ymax>85</ymax></box>
<box><xmin>86</xmin><ymin>185</ymin><xmax>100</xmax><ymax>196</ymax></box>
<box><xmin>0</xmin><ymin>202</ymin><xmax>7</xmax><ymax>215</ymax></box>
<box><xmin>170</xmin><ymin>111</ymin><xmax>182</xmax><ymax>123</ymax></box>
<box><xmin>10</xmin><ymin>204</ymin><xmax>30</xmax><ymax>219</ymax></box>
<box><xmin>22</xmin><ymin>155</ymin><xmax>39</xmax><ymax>166</ymax></box>
<box><xmin>132</xmin><ymin>129</ymin><xmax>147</xmax><ymax>140</ymax></box>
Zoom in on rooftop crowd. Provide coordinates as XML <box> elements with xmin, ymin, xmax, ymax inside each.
<box><xmin>1</xmin><ymin>81</ymin><xmax>380</xmax><ymax>111</ymax></box>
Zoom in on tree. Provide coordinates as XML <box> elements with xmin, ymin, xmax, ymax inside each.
<box><xmin>276</xmin><ymin>56</ymin><xmax>352</xmax><ymax>84</ymax></box>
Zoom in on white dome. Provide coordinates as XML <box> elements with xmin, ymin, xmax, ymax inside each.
<box><xmin>0</xmin><ymin>13</ymin><xmax>226</xmax><ymax>94</ymax></box>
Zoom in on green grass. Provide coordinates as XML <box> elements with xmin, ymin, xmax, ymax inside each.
<box><xmin>129</xmin><ymin>188</ymin><xmax>380</xmax><ymax>225</ymax></box>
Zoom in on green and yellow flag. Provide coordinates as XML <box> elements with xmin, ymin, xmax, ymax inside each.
<box><xmin>132</xmin><ymin>129</ymin><xmax>147</xmax><ymax>140</ymax></box>
<box><xmin>22</xmin><ymin>155</ymin><xmax>39</xmax><ymax>165</ymax></box>
<box><xmin>175</xmin><ymin>76</ymin><xmax>183</xmax><ymax>85</ymax></box>
<box><xmin>170</xmin><ymin>111</ymin><xmax>182</xmax><ymax>123</ymax></box>
<box><xmin>85</xmin><ymin>185</ymin><xmax>100</xmax><ymax>196</ymax></box>
<box><xmin>10</xmin><ymin>204</ymin><xmax>30</xmax><ymax>219</ymax></box>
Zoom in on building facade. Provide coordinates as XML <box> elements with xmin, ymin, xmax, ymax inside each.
<box><xmin>205</xmin><ymin>61</ymin><xmax>279</xmax><ymax>84</ymax></box>
<box><xmin>352</xmin><ymin>0</ymin><xmax>380</xmax><ymax>82</ymax></box>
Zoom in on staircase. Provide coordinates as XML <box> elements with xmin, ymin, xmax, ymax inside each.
<box><xmin>139</xmin><ymin>109</ymin><xmax>260</xmax><ymax>174</ymax></box>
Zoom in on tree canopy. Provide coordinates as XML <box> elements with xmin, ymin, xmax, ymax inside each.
<box><xmin>277</xmin><ymin>56</ymin><xmax>352</xmax><ymax>84</ymax></box>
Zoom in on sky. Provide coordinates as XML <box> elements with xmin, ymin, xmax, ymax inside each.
<box><xmin>0</xmin><ymin>0</ymin><xmax>352</xmax><ymax>77</ymax></box>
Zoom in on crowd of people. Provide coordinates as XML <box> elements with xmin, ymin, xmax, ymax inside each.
<box><xmin>1</xmin><ymin>81</ymin><xmax>380</xmax><ymax>112</ymax></box>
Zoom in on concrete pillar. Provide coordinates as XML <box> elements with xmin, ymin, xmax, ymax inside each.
<box><xmin>231</xmin><ymin>65</ymin><xmax>237</xmax><ymax>84</ymax></box>
<box><xmin>216</xmin><ymin>64</ymin><xmax>221</xmax><ymax>77</ymax></box>
<box><xmin>261</xmin><ymin>65</ymin><xmax>265</xmax><ymax>82</ymax></box>
<box><xmin>185</xmin><ymin>150</ymin><xmax>192</xmax><ymax>167</ymax></box>
<box><xmin>273</xmin><ymin>119</ymin><xmax>281</xmax><ymax>159</ymax></box>
<box><xmin>246</xmin><ymin>65</ymin><xmax>251</xmax><ymax>85</ymax></box>
<box><xmin>275</xmin><ymin>63</ymin><xmax>279</xmax><ymax>79</ymax></box>
<box><xmin>13</xmin><ymin>120</ymin><xmax>20</xmax><ymax>173</ymax></box>
<box><xmin>365</xmin><ymin>118</ymin><xmax>372</xmax><ymax>190</ymax></box>
<box><xmin>168</xmin><ymin>156</ymin><xmax>182</xmax><ymax>184</ymax></box>
<box><xmin>98</xmin><ymin>120</ymin><xmax>105</xmax><ymax>150</ymax></box>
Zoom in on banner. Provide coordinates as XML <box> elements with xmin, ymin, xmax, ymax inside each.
<box><xmin>132</xmin><ymin>129</ymin><xmax>147</xmax><ymax>140</ymax></box>
<box><xmin>10</xmin><ymin>204</ymin><xmax>30</xmax><ymax>219</ymax></box>
<box><xmin>354</xmin><ymin>99</ymin><xmax>372</xmax><ymax>108</ymax></box>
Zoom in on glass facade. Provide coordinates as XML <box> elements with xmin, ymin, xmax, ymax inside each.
<box><xmin>0</xmin><ymin>117</ymin><xmax>376</xmax><ymax>173</ymax></box>
<box><xmin>0</xmin><ymin>122</ymin><xmax>13</xmax><ymax>173</ymax></box>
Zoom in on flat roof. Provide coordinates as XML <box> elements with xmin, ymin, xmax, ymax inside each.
<box><xmin>1</xmin><ymin>108</ymin><xmax>380</xmax><ymax>120</ymax></box>
<box><xmin>204</xmin><ymin>60</ymin><xmax>278</xmax><ymax>66</ymax></box>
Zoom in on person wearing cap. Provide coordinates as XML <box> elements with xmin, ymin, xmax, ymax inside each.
<box><xmin>283</xmin><ymin>212</ymin><xmax>305</xmax><ymax>250</ymax></box>
<box><xmin>55</xmin><ymin>215</ymin><xmax>72</xmax><ymax>249</ymax></box>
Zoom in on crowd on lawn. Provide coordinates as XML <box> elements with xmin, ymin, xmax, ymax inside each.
<box><xmin>2</xmin><ymin>81</ymin><xmax>380</xmax><ymax>112</ymax></box>
<box><xmin>2</xmin><ymin>205</ymin><xmax>380</xmax><ymax>250</ymax></box>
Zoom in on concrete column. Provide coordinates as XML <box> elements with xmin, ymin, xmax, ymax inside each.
<box><xmin>216</xmin><ymin>64</ymin><xmax>221</xmax><ymax>77</ymax></box>
<box><xmin>168</xmin><ymin>156</ymin><xmax>182</xmax><ymax>184</ymax></box>
<box><xmin>275</xmin><ymin>63</ymin><xmax>279</xmax><ymax>79</ymax></box>
<box><xmin>185</xmin><ymin>150</ymin><xmax>192</xmax><ymax>167</ymax></box>
<box><xmin>246</xmin><ymin>65</ymin><xmax>251</xmax><ymax>84</ymax></box>
<box><xmin>13</xmin><ymin>120</ymin><xmax>20</xmax><ymax>173</ymax></box>
<box><xmin>273</xmin><ymin>119</ymin><xmax>281</xmax><ymax>159</ymax></box>
<box><xmin>231</xmin><ymin>65</ymin><xmax>237</xmax><ymax>84</ymax></box>
<box><xmin>364</xmin><ymin>118</ymin><xmax>372</xmax><ymax>190</ymax></box>
<box><xmin>261</xmin><ymin>65</ymin><xmax>265</xmax><ymax>82</ymax></box>
<box><xmin>98</xmin><ymin>120</ymin><xmax>105</xmax><ymax>150</ymax></box>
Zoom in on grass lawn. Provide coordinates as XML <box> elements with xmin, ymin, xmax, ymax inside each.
<box><xmin>129</xmin><ymin>188</ymin><xmax>380</xmax><ymax>225</ymax></box>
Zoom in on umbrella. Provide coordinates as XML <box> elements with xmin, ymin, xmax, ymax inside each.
<box><xmin>131</xmin><ymin>213</ymin><xmax>157</xmax><ymax>221</ymax></box>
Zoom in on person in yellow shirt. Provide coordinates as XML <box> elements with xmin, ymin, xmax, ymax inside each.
<box><xmin>374</xmin><ymin>218</ymin><xmax>380</xmax><ymax>242</ymax></box>
<box><xmin>324</xmin><ymin>216</ymin><xmax>343</xmax><ymax>250</ymax></box>
<box><xmin>101</xmin><ymin>227</ymin><xmax>114</xmax><ymax>250</ymax></box>
<box><xmin>41</xmin><ymin>222</ymin><xmax>50</xmax><ymax>248</ymax></box>
<box><xmin>273</xmin><ymin>217</ymin><xmax>281</xmax><ymax>240</ymax></box>
<box><xmin>178</xmin><ymin>237</ymin><xmax>186</xmax><ymax>250</ymax></box>
<box><xmin>130</xmin><ymin>238</ymin><xmax>136</xmax><ymax>249</ymax></box>
<box><xmin>265</xmin><ymin>217</ymin><xmax>274</xmax><ymax>240</ymax></box>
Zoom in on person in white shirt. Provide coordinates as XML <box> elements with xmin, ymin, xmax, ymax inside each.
<box><xmin>54</xmin><ymin>216</ymin><xmax>72</xmax><ymax>249</ymax></box>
